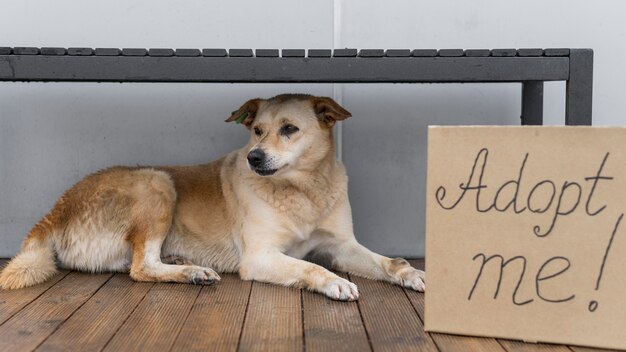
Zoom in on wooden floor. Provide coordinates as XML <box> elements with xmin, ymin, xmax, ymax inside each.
<box><xmin>0</xmin><ymin>259</ymin><xmax>618</xmax><ymax>352</ymax></box>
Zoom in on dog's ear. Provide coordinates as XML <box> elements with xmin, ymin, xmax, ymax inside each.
<box><xmin>225</xmin><ymin>98</ymin><xmax>263</xmax><ymax>128</ymax></box>
<box><xmin>312</xmin><ymin>97</ymin><xmax>352</xmax><ymax>128</ymax></box>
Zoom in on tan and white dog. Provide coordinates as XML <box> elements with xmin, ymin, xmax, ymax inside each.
<box><xmin>0</xmin><ymin>94</ymin><xmax>425</xmax><ymax>300</ymax></box>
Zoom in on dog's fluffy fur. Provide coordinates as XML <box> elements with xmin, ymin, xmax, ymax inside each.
<box><xmin>0</xmin><ymin>94</ymin><xmax>425</xmax><ymax>300</ymax></box>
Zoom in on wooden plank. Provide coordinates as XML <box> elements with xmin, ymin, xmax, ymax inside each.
<box><xmin>405</xmin><ymin>260</ymin><xmax>504</xmax><ymax>352</ymax></box>
<box><xmin>303</xmin><ymin>273</ymin><xmax>371</xmax><ymax>352</ymax></box>
<box><xmin>102</xmin><ymin>282</ymin><xmax>200</xmax><ymax>352</ymax></box>
<box><xmin>498</xmin><ymin>340</ymin><xmax>573</xmax><ymax>352</ymax></box>
<box><xmin>171</xmin><ymin>274</ymin><xmax>252</xmax><ymax>352</ymax></box>
<box><xmin>407</xmin><ymin>259</ymin><xmax>504</xmax><ymax>352</ymax></box>
<box><xmin>0</xmin><ymin>267</ymin><xmax>70</xmax><ymax>325</ymax></box>
<box><xmin>238</xmin><ymin>281</ymin><xmax>302</xmax><ymax>352</ymax></box>
<box><xmin>569</xmin><ymin>346</ymin><xmax>621</xmax><ymax>352</ymax></box>
<box><xmin>351</xmin><ymin>272</ymin><xmax>438</xmax><ymax>352</ymax></box>
<box><xmin>36</xmin><ymin>274</ymin><xmax>152</xmax><ymax>352</ymax></box>
<box><xmin>0</xmin><ymin>271</ymin><xmax>112</xmax><ymax>352</ymax></box>
<box><xmin>430</xmin><ymin>332</ymin><xmax>506</xmax><ymax>352</ymax></box>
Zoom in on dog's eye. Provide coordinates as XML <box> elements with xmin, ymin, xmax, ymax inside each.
<box><xmin>280</xmin><ymin>124</ymin><xmax>299</xmax><ymax>136</ymax></box>
<box><xmin>253</xmin><ymin>127</ymin><xmax>263</xmax><ymax>136</ymax></box>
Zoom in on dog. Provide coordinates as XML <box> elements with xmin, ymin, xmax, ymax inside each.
<box><xmin>0</xmin><ymin>94</ymin><xmax>425</xmax><ymax>300</ymax></box>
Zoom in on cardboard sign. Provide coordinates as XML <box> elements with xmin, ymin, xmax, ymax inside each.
<box><xmin>425</xmin><ymin>126</ymin><xmax>626</xmax><ymax>350</ymax></box>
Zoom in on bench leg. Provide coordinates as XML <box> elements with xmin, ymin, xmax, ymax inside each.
<box><xmin>566</xmin><ymin>49</ymin><xmax>594</xmax><ymax>125</ymax></box>
<box><xmin>521</xmin><ymin>81</ymin><xmax>544</xmax><ymax>125</ymax></box>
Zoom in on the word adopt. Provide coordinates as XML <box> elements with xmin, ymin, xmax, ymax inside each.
<box><xmin>425</xmin><ymin>126</ymin><xmax>626</xmax><ymax>350</ymax></box>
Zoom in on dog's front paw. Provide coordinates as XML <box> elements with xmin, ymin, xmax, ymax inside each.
<box><xmin>400</xmin><ymin>268</ymin><xmax>425</xmax><ymax>292</ymax></box>
<box><xmin>184</xmin><ymin>266</ymin><xmax>221</xmax><ymax>285</ymax></box>
<box><xmin>321</xmin><ymin>277</ymin><xmax>359</xmax><ymax>301</ymax></box>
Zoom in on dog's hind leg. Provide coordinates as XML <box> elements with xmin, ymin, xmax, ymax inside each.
<box><xmin>126</xmin><ymin>170</ymin><xmax>220</xmax><ymax>285</ymax></box>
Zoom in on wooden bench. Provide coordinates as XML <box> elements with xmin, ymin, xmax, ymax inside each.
<box><xmin>0</xmin><ymin>47</ymin><xmax>593</xmax><ymax>125</ymax></box>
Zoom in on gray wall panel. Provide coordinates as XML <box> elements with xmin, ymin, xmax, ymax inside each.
<box><xmin>342</xmin><ymin>84</ymin><xmax>520</xmax><ymax>257</ymax></box>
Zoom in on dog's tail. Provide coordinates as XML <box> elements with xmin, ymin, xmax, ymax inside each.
<box><xmin>0</xmin><ymin>215</ymin><xmax>59</xmax><ymax>290</ymax></box>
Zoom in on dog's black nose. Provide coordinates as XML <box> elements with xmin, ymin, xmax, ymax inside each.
<box><xmin>247</xmin><ymin>149</ymin><xmax>266</xmax><ymax>168</ymax></box>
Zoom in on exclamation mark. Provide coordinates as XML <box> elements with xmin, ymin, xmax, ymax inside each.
<box><xmin>589</xmin><ymin>213</ymin><xmax>623</xmax><ymax>312</ymax></box>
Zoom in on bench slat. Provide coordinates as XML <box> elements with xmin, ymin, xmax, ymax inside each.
<box><xmin>359</xmin><ymin>49</ymin><xmax>385</xmax><ymax>57</ymax></box>
<box><xmin>41</xmin><ymin>47</ymin><xmax>66</xmax><ymax>56</ymax></box>
<box><xmin>256</xmin><ymin>49</ymin><xmax>279</xmax><ymax>57</ymax></box>
<box><xmin>12</xmin><ymin>47</ymin><xmax>39</xmax><ymax>55</ymax></box>
<box><xmin>308</xmin><ymin>49</ymin><xmax>332</xmax><ymax>57</ymax></box>
<box><xmin>149</xmin><ymin>48</ymin><xmax>174</xmax><ymax>57</ymax></box>
<box><xmin>202</xmin><ymin>48</ymin><xmax>227</xmax><ymax>57</ymax></box>
<box><xmin>333</xmin><ymin>48</ymin><xmax>358</xmax><ymax>57</ymax></box>
<box><xmin>491</xmin><ymin>48</ymin><xmax>517</xmax><ymax>57</ymax></box>
<box><xmin>518</xmin><ymin>48</ymin><xmax>544</xmax><ymax>57</ymax></box>
<box><xmin>465</xmin><ymin>49</ymin><xmax>490</xmax><ymax>57</ymax></box>
<box><xmin>228</xmin><ymin>48</ymin><xmax>253</xmax><ymax>57</ymax></box>
<box><xmin>411</xmin><ymin>49</ymin><xmax>437</xmax><ymax>57</ymax></box>
<box><xmin>174</xmin><ymin>48</ymin><xmax>200</xmax><ymax>57</ymax></box>
<box><xmin>385</xmin><ymin>49</ymin><xmax>411</xmax><ymax>57</ymax></box>
<box><xmin>0</xmin><ymin>55</ymin><xmax>570</xmax><ymax>83</ymax></box>
<box><xmin>282</xmin><ymin>49</ymin><xmax>305</xmax><ymax>57</ymax></box>
<box><xmin>68</xmin><ymin>47</ymin><xmax>94</xmax><ymax>56</ymax></box>
<box><xmin>438</xmin><ymin>49</ymin><xmax>464</xmax><ymax>57</ymax></box>
<box><xmin>95</xmin><ymin>48</ymin><xmax>121</xmax><ymax>56</ymax></box>
<box><xmin>122</xmin><ymin>48</ymin><xmax>147</xmax><ymax>56</ymax></box>
<box><xmin>545</xmin><ymin>48</ymin><xmax>570</xmax><ymax>56</ymax></box>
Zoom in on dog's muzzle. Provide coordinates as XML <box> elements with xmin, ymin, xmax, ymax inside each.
<box><xmin>247</xmin><ymin>149</ymin><xmax>278</xmax><ymax>176</ymax></box>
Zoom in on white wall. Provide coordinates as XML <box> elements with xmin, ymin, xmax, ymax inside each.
<box><xmin>1</xmin><ymin>0</ymin><xmax>624</xmax><ymax>258</ymax></box>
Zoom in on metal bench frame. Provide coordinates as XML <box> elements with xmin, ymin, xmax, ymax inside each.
<box><xmin>0</xmin><ymin>47</ymin><xmax>593</xmax><ymax>125</ymax></box>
